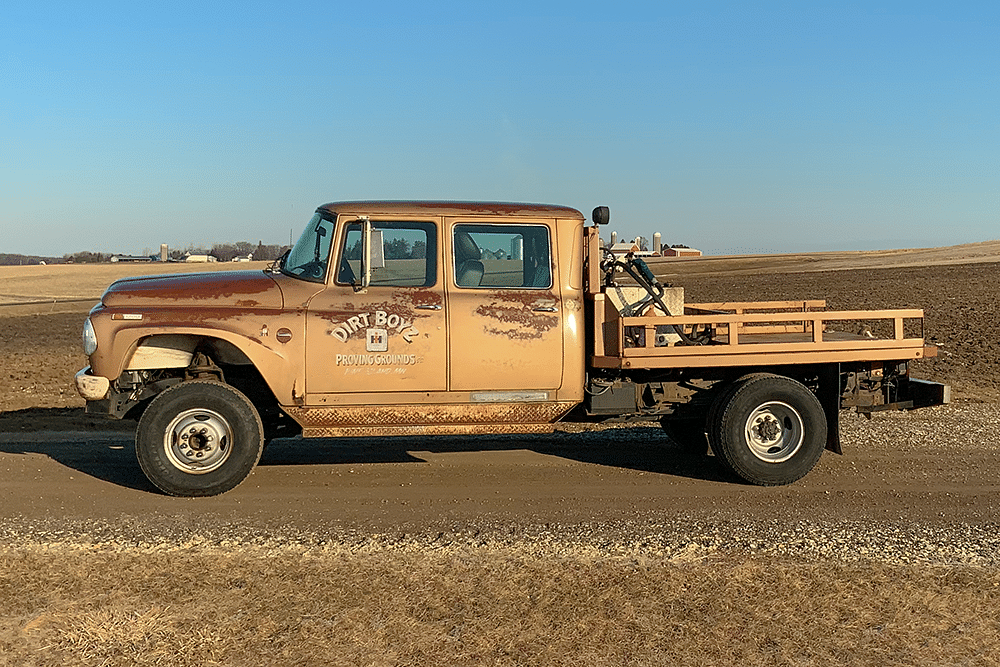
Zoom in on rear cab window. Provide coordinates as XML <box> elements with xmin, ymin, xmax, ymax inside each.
<box><xmin>452</xmin><ymin>224</ymin><xmax>552</xmax><ymax>289</ymax></box>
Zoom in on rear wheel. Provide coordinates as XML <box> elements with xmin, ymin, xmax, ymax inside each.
<box><xmin>136</xmin><ymin>380</ymin><xmax>264</xmax><ymax>496</ymax></box>
<box><xmin>709</xmin><ymin>374</ymin><xmax>826</xmax><ymax>485</ymax></box>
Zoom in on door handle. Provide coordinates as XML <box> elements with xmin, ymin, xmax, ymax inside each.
<box><xmin>416</xmin><ymin>304</ymin><xmax>442</xmax><ymax>311</ymax></box>
<box><xmin>532</xmin><ymin>306</ymin><xmax>558</xmax><ymax>312</ymax></box>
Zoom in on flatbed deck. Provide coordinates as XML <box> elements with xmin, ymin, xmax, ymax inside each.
<box><xmin>590</xmin><ymin>297</ymin><xmax>935</xmax><ymax>370</ymax></box>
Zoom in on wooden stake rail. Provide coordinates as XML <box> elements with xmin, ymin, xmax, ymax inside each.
<box><xmin>589</xmin><ymin>297</ymin><xmax>931</xmax><ymax>369</ymax></box>
<box><xmin>685</xmin><ymin>299</ymin><xmax>828</xmax><ymax>313</ymax></box>
<box><xmin>684</xmin><ymin>299</ymin><xmax>828</xmax><ymax>336</ymax></box>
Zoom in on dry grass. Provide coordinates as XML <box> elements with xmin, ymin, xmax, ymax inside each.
<box><xmin>0</xmin><ymin>261</ymin><xmax>270</xmax><ymax>306</ymax></box>
<box><xmin>2</xmin><ymin>544</ymin><xmax>998</xmax><ymax>667</ymax></box>
<box><xmin>6</xmin><ymin>238</ymin><xmax>1000</xmax><ymax>306</ymax></box>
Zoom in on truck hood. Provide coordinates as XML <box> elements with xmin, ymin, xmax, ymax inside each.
<box><xmin>102</xmin><ymin>270</ymin><xmax>284</xmax><ymax>309</ymax></box>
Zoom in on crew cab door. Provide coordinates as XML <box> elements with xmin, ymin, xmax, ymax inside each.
<box><xmin>445</xmin><ymin>219</ymin><xmax>564</xmax><ymax>391</ymax></box>
<box><xmin>304</xmin><ymin>217</ymin><xmax>447</xmax><ymax>396</ymax></box>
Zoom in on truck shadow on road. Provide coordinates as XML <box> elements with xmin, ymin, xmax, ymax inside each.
<box><xmin>0</xmin><ymin>416</ymin><xmax>154</xmax><ymax>492</ymax></box>
<box><xmin>260</xmin><ymin>427</ymin><xmax>733</xmax><ymax>484</ymax></box>
<box><xmin>0</xmin><ymin>409</ymin><xmax>733</xmax><ymax>492</ymax></box>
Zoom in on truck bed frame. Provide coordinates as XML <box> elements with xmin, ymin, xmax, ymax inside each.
<box><xmin>589</xmin><ymin>297</ymin><xmax>936</xmax><ymax>370</ymax></box>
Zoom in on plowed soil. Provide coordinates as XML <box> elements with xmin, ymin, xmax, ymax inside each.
<box><xmin>677</xmin><ymin>261</ymin><xmax>1000</xmax><ymax>402</ymax></box>
<box><xmin>2</xmin><ymin>256</ymin><xmax>997</xmax><ymax>416</ymax></box>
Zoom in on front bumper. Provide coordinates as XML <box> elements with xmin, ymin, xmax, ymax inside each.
<box><xmin>74</xmin><ymin>367</ymin><xmax>110</xmax><ymax>401</ymax></box>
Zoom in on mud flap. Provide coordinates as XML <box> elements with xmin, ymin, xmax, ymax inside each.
<box><xmin>856</xmin><ymin>377</ymin><xmax>952</xmax><ymax>415</ymax></box>
<box><xmin>818</xmin><ymin>364</ymin><xmax>842</xmax><ymax>455</ymax></box>
<box><xmin>905</xmin><ymin>378</ymin><xmax>951</xmax><ymax>409</ymax></box>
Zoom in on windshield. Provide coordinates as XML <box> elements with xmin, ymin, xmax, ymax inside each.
<box><xmin>282</xmin><ymin>212</ymin><xmax>335</xmax><ymax>282</ymax></box>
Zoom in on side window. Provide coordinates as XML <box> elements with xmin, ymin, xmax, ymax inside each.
<box><xmin>453</xmin><ymin>224</ymin><xmax>552</xmax><ymax>289</ymax></box>
<box><xmin>336</xmin><ymin>221</ymin><xmax>437</xmax><ymax>287</ymax></box>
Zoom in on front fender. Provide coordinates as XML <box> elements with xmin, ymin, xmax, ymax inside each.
<box><xmin>89</xmin><ymin>315</ymin><xmax>304</xmax><ymax>406</ymax></box>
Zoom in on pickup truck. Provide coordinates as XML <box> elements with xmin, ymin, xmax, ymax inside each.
<box><xmin>75</xmin><ymin>201</ymin><xmax>949</xmax><ymax>496</ymax></box>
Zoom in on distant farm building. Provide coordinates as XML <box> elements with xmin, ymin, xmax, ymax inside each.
<box><xmin>609</xmin><ymin>238</ymin><xmax>657</xmax><ymax>258</ymax></box>
<box><xmin>662</xmin><ymin>245</ymin><xmax>702</xmax><ymax>258</ymax></box>
<box><xmin>183</xmin><ymin>253</ymin><xmax>218</xmax><ymax>263</ymax></box>
<box><xmin>606</xmin><ymin>233</ymin><xmax>702</xmax><ymax>258</ymax></box>
<box><xmin>110</xmin><ymin>255</ymin><xmax>154</xmax><ymax>263</ymax></box>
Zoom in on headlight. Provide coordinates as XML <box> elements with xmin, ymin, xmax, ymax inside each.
<box><xmin>83</xmin><ymin>318</ymin><xmax>98</xmax><ymax>356</ymax></box>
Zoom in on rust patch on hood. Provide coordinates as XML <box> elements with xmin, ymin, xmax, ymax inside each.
<box><xmin>102</xmin><ymin>270</ymin><xmax>283</xmax><ymax>309</ymax></box>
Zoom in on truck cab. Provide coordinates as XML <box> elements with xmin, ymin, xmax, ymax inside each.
<box><xmin>77</xmin><ymin>202</ymin><xmax>589</xmax><ymax>495</ymax></box>
<box><xmin>281</xmin><ymin>202</ymin><xmax>587</xmax><ymax>431</ymax></box>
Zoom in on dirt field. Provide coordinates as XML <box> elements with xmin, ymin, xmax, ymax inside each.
<box><xmin>1</xmin><ymin>251</ymin><xmax>999</xmax><ymax>665</ymax></box>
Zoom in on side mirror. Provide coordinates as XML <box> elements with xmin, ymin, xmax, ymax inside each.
<box><xmin>360</xmin><ymin>217</ymin><xmax>372</xmax><ymax>288</ymax></box>
<box><xmin>592</xmin><ymin>206</ymin><xmax>610</xmax><ymax>226</ymax></box>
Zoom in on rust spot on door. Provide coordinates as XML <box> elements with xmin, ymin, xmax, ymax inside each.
<box><xmin>474</xmin><ymin>292</ymin><xmax>558</xmax><ymax>340</ymax></box>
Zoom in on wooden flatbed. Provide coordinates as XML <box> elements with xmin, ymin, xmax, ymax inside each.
<box><xmin>590</xmin><ymin>298</ymin><xmax>936</xmax><ymax>370</ymax></box>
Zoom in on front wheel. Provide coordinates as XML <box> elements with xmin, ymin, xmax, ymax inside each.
<box><xmin>709</xmin><ymin>374</ymin><xmax>827</xmax><ymax>486</ymax></box>
<box><xmin>136</xmin><ymin>380</ymin><xmax>264</xmax><ymax>496</ymax></box>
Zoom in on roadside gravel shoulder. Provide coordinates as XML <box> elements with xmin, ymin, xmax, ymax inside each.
<box><xmin>3</xmin><ymin>514</ymin><xmax>998</xmax><ymax>568</ymax></box>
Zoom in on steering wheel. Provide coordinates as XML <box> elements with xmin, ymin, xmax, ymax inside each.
<box><xmin>293</xmin><ymin>260</ymin><xmax>326</xmax><ymax>279</ymax></box>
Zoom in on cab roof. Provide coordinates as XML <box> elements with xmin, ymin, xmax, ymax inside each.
<box><xmin>317</xmin><ymin>201</ymin><xmax>585</xmax><ymax>219</ymax></box>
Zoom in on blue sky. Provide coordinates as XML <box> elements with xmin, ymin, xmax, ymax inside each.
<box><xmin>2</xmin><ymin>1</ymin><xmax>998</xmax><ymax>257</ymax></box>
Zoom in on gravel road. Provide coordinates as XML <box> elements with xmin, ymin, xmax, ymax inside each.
<box><xmin>1</xmin><ymin>402</ymin><xmax>996</xmax><ymax>566</ymax></box>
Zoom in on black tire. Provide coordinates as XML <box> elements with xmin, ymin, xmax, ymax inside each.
<box><xmin>659</xmin><ymin>417</ymin><xmax>709</xmax><ymax>456</ymax></box>
<box><xmin>709</xmin><ymin>374</ymin><xmax>827</xmax><ymax>486</ymax></box>
<box><xmin>705</xmin><ymin>373</ymin><xmax>777</xmax><ymax>455</ymax></box>
<box><xmin>136</xmin><ymin>380</ymin><xmax>264</xmax><ymax>497</ymax></box>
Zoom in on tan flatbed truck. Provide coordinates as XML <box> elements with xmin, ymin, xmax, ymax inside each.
<box><xmin>75</xmin><ymin>202</ymin><xmax>949</xmax><ymax>496</ymax></box>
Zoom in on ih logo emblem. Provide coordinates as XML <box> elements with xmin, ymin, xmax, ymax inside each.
<box><xmin>366</xmin><ymin>328</ymin><xmax>388</xmax><ymax>352</ymax></box>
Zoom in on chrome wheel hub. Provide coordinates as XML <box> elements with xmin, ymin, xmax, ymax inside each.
<box><xmin>163</xmin><ymin>408</ymin><xmax>233</xmax><ymax>474</ymax></box>
<box><xmin>744</xmin><ymin>401</ymin><xmax>804</xmax><ymax>464</ymax></box>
